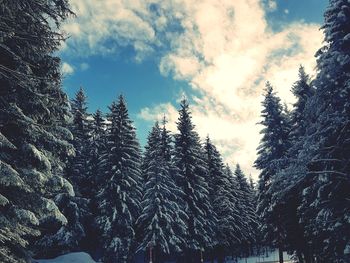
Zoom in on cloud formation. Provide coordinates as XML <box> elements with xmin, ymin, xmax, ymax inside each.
<box><xmin>62</xmin><ymin>0</ymin><xmax>324</xmax><ymax>178</ymax></box>
<box><xmin>266</xmin><ymin>0</ymin><xmax>277</xmax><ymax>11</ymax></box>
<box><xmin>61</xmin><ymin>62</ymin><xmax>75</xmax><ymax>76</ymax></box>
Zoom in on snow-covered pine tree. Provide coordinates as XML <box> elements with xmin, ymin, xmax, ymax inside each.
<box><xmin>234</xmin><ymin>164</ymin><xmax>258</xmax><ymax>250</ymax></box>
<box><xmin>160</xmin><ymin>116</ymin><xmax>173</xmax><ymax>164</ymax></box>
<box><xmin>137</xmin><ymin>122</ymin><xmax>187</xmax><ymax>262</ymax></box>
<box><xmin>160</xmin><ymin>117</ymin><xmax>189</xmax><ymax>252</ymax></box>
<box><xmin>268</xmin><ymin>67</ymin><xmax>315</xmax><ymax>262</ymax></box>
<box><xmin>222</xmin><ymin>164</ymin><xmax>258</xmax><ymax>258</ymax></box>
<box><xmin>33</xmin><ymin>193</ymin><xmax>87</xmax><ymax>258</ymax></box>
<box><xmin>96</xmin><ymin>95</ymin><xmax>142</xmax><ymax>263</ymax></box>
<box><xmin>254</xmin><ymin>82</ymin><xmax>290</xmax><ymax>261</ymax></box>
<box><xmin>82</xmin><ymin>109</ymin><xmax>107</xmax><ymax>254</ymax></box>
<box><xmin>204</xmin><ymin>138</ymin><xmax>241</xmax><ymax>262</ymax></box>
<box><xmin>173</xmin><ymin>99</ymin><xmax>214</xmax><ymax>261</ymax></box>
<box><xmin>87</xmin><ymin>109</ymin><xmax>106</xmax><ymax>200</ymax></box>
<box><xmin>0</xmin><ymin>1</ymin><xmax>74</xmax><ymax>262</ymax></box>
<box><xmin>290</xmin><ymin>66</ymin><xmax>314</xmax><ymax>141</ymax></box>
<box><xmin>298</xmin><ymin>1</ymin><xmax>350</xmax><ymax>261</ymax></box>
<box><xmin>247</xmin><ymin>174</ymin><xmax>261</xmax><ymax>248</ymax></box>
<box><xmin>35</xmin><ymin>88</ymin><xmax>93</xmax><ymax>258</ymax></box>
<box><xmin>68</xmin><ymin>87</ymin><xmax>91</xmax><ymax>197</ymax></box>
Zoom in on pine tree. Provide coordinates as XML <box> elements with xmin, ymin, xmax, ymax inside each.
<box><xmin>68</xmin><ymin>87</ymin><xmax>91</xmax><ymax>197</ymax></box>
<box><xmin>204</xmin><ymin>138</ymin><xmax>242</xmax><ymax>262</ymax></box>
<box><xmin>137</xmin><ymin>122</ymin><xmax>187</xmax><ymax>261</ymax></box>
<box><xmin>35</xmin><ymin>88</ymin><xmax>92</xmax><ymax>257</ymax></box>
<box><xmin>173</xmin><ymin>99</ymin><xmax>214</xmax><ymax>261</ymax></box>
<box><xmin>96</xmin><ymin>95</ymin><xmax>142</xmax><ymax>263</ymax></box>
<box><xmin>290</xmin><ymin>66</ymin><xmax>314</xmax><ymax>141</ymax></box>
<box><xmin>298</xmin><ymin>1</ymin><xmax>350</xmax><ymax>261</ymax></box>
<box><xmin>254</xmin><ymin>82</ymin><xmax>290</xmax><ymax>260</ymax></box>
<box><xmin>160</xmin><ymin>116</ymin><xmax>173</xmax><ymax>164</ymax></box>
<box><xmin>234</xmin><ymin>164</ymin><xmax>258</xmax><ymax>248</ymax></box>
<box><xmin>87</xmin><ymin>109</ymin><xmax>106</xmax><ymax>200</ymax></box>
<box><xmin>0</xmin><ymin>1</ymin><xmax>74</xmax><ymax>261</ymax></box>
<box><xmin>269</xmin><ymin>67</ymin><xmax>315</xmax><ymax>262</ymax></box>
<box><xmin>33</xmin><ymin>193</ymin><xmax>87</xmax><ymax>258</ymax></box>
<box><xmin>82</xmin><ymin>109</ymin><xmax>107</xmax><ymax>253</ymax></box>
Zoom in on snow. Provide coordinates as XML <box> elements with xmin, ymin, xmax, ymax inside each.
<box><xmin>15</xmin><ymin>208</ymin><xmax>39</xmax><ymax>225</ymax></box>
<box><xmin>33</xmin><ymin>250</ymin><xmax>292</xmax><ymax>263</ymax></box>
<box><xmin>228</xmin><ymin>250</ymin><xmax>293</xmax><ymax>263</ymax></box>
<box><xmin>41</xmin><ymin>197</ymin><xmax>68</xmax><ymax>225</ymax></box>
<box><xmin>0</xmin><ymin>194</ymin><xmax>9</xmax><ymax>206</ymax></box>
<box><xmin>24</xmin><ymin>143</ymin><xmax>51</xmax><ymax>171</ymax></box>
<box><xmin>0</xmin><ymin>160</ymin><xmax>25</xmax><ymax>187</ymax></box>
<box><xmin>34</xmin><ymin>252</ymin><xmax>96</xmax><ymax>263</ymax></box>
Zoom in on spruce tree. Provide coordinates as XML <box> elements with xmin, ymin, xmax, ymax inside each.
<box><xmin>269</xmin><ymin>67</ymin><xmax>315</xmax><ymax>262</ymax></box>
<box><xmin>254</xmin><ymin>82</ymin><xmax>290</xmax><ymax>260</ymax></box>
<box><xmin>35</xmin><ymin>88</ymin><xmax>92</xmax><ymax>257</ymax></box>
<box><xmin>87</xmin><ymin>109</ymin><xmax>106</xmax><ymax>200</ymax></box>
<box><xmin>0</xmin><ymin>1</ymin><xmax>73</xmax><ymax>261</ymax></box>
<box><xmin>68</xmin><ymin>87</ymin><xmax>91</xmax><ymax>197</ymax></box>
<box><xmin>204</xmin><ymin>138</ymin><xmax>242</xmax><ymax>262</ymax></box>
<box><xmin>290</xmin><ymin>66</ymin><xmax>314</xmax><ymax>141</ymax></box>
<box><xmin>137</xmin><ymin>122</ymin><xmax>187</xmax><ymax>261</ymax></box>
<box><xmin>299</xmin><ymin>1</ymin><xmax>350</xmax><ymax>261</ymax></box>
<box><xmin>96</xmin><ymin>95</ymin><xmax>142</xmax><ymax>263</ymax></box>
<box><xmin>82</xmin><ymin>109</ymin><xmax>106</xmax><ymax>253</ymax></box>
<box><xmin>224</xmin><ymin>165</ymin><xmax>252</xmax><ymax>249</ymax></box>
<box><xmin>234</xmin><ymin>164</ymin><xmax>258</xmax><ymax>248</ymax></box>
<box><xmin>173</xmin><ymin>99</ymin><xmax>214</xmax><ymax>261</ymax></box>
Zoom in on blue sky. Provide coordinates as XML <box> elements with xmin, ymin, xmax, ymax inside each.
<box><xmin>60</xmin><ymin>0</ymin><xmax>328</xmax><ymax>178</ymax></box>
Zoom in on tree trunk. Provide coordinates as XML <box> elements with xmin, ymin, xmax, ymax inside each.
<box><xmin>210</xmin><ymin>248</ymin><xmax>215</xmax><ymax>263</ymax></box>
<box><xmin>183</xmin><ymin>249</ymin><xmax>190</xmax><ymax>263</ymax></box>
<box><xmin>217</xmin><ymin>246</ymin><xmax>225</xmax><ymax>263</ymax></box>
<box><xmin>185</xmin><ymin>249</ymin><xmax>195</xmax><ymax>263</ymax></box>
<box><xmin>303</xmin><ymin>246</ymin><xmax>313</xmax><ymax>263</ymax></box>
<box><xmin>154</xmin><ymin>246</ymin><xmax>159</xmax><ymax>263</ymax></box>
<box><xmin>278</xmin><ymin>245</ymin><xmax>284</xmax><ymax>263</ymax></box>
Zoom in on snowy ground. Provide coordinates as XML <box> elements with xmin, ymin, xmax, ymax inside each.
<box><xmin>229</xmin><ymin>250</ymin><xmax>293</xmax><ymax>263</ymax></box>
<box><xmin>33</xmin><ymin>250</ymin><xmax>292</xmax><ymax>263</ymax></box>
<box><xmin>33</xmin><ymin>252</ymin><xmax>96</xmax><ymax>263</ymax></box>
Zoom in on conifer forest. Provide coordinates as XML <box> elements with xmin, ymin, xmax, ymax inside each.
<box><xmin>0</xmin><ymin>0</ymin><xmax>350</xmax><ymax>263</ymax></box>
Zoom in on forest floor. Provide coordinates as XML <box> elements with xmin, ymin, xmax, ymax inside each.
<box><xmin>34</xmin><ymin>250</ymin><xmax>293</xmax><ymax>263</ymax></box>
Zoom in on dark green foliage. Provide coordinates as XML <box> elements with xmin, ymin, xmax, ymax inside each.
<box><xmin>204</xmin><ymin>138</ymin><xmax>240</xmax><ymax>248</ymax></box>
<box><xmin>87</xmin><ymin>109</ymin><xmax>106</xmax><ymax>198</ymax></box>
<box><xmin>0</xmin><ymin>0</ymin><xmax>73</xmax><ymax>262</ymax></box>
<box><xmin>255</xmin><ymin>2</ymin><xmax>350</xmax><ymax>261</ymax></box>
<box><xmin>259</xmin><ymin>67</ymin><xmax>314</xmax><ymax>262</ymax></box>
<box><xmin>234</xmin><ymin>164</ymin><xmax>258</xmax><ymax>245</ymax></box>
<box><xmin>298</xmin><ymin>1</ymin><xmax>350</xmax><ymax>261</ymax></box>
<box><xmin>137</xmin><ymin>122</ymin><xmax>187</xmax><ymax>256</ymax></box>
<box><xmin>255</xmin><ymin>82</ymin><xmax>291</xmax><ymax>247</ymax></box>
<box><xmin>96</xmin><ymin>95</ymin><xmax>142</xmax><ymax>263</ymax></box>
<box><xmin>173</xmin><ymin>99</ymin><xmax>214</xmax><ymax>254</ymax></box>
<box><xmin>68</xmin><ymin>87</ymin><xmax>91</xmax><ymax>197</ymax></box>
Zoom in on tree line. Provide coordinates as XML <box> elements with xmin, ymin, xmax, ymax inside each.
<box><xmin>0</xmin><ymin>2</ymin><xmax>258</xmax><ymax>262</ymax></box>
<box><xmin>53</xmin><ymin>89</ymin><xmax>259</xmax><ymax>263</ymax></box>
<box><xmin>255</xmin><ymin>0</ymin><xmax>350</xmax><ymax>262</ymax></box>
<box><xmin>1</xmin><ymin>0</ymin><xmax>350</xmax><ymax>262</ymax></box>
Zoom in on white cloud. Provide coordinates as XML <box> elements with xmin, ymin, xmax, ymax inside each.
<box><xmin>138</xmin><ymin>103</ymin><xmax>178</xmax><ymax>132</ymax></box>
<box><xmin>62</xmin><ymin>0</ymin><xmax>157</xmax><ymax>58</ymax></box>
<box><xmin>267</xmin><ymin>0</ymin><xmax>277</xmax><ymax>11</ymax></box>
<box><xmin>61</xmin><ymin>62</ymin><xmax>75</xmax><ymax>76</ymax></box>
<box><xmin>62</xmin><ymin>0</ymin><xmax>324</xmax><ymax>179</ymax></box>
